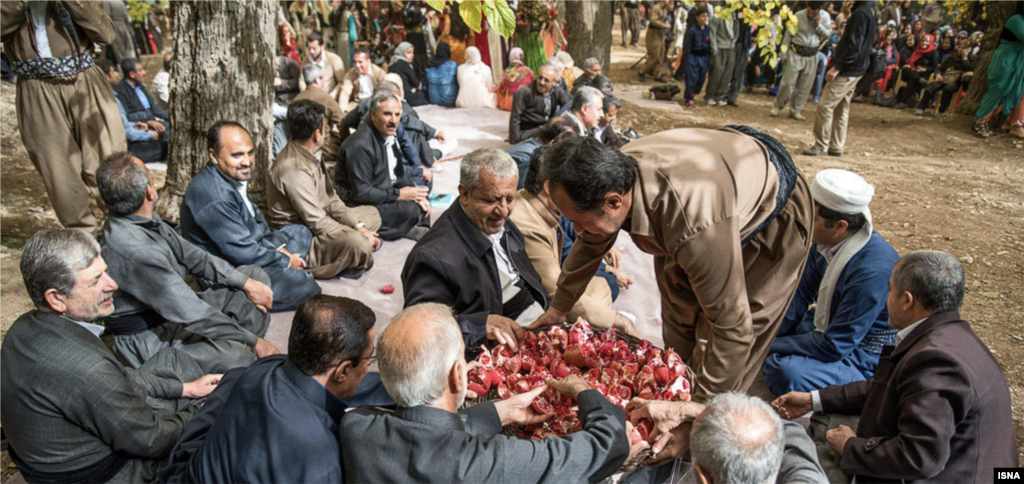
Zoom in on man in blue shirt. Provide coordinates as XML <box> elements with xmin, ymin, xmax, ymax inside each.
<box><xmin>97</xmin><ymin>58</ymin><xmax>168</xmax><ymax>163</ymax></box>
<box><xmin>159</xmin><ymin>295</ymin><xmax>394</xmax><ymax>484</ymax></box>
<box><xmin>763</xmin><ymin>169</ymin><xmax>898</xmax><ymax>395</ymax></box>
<box><xmin>113</xmin><ymin>58</ymin><xmax>169</xmax><ymax>131</ymax></box>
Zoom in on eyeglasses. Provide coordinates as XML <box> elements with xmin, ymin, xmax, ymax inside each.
<box><xmin>361</xmin><ymin>349</ymin><xmax>377</xmax><ymax>365</ymax></box>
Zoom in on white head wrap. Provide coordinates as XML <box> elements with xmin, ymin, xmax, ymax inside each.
<box><xmin>809</xmin><ymin>169</ymin><xmax>875</xmax><ymax>332</ymax></box>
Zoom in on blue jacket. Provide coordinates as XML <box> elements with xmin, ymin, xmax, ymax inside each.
<box><xmin>684</xmin><ymin>24</ymin><xmax>712</xmax><ymax>59</ymax></box>
<box><xmin>425</xmin><ymin>60</ymin><xmax>458</xmax><ymax>107</ymax></box>
<box><xmin>180</xmin><ymin>163</ymin><xmax>290</xmax><ymax>270</ymax></box>
<box><xmin>771</xmin><ymin>232</ymin><xmax>898</xmax><ymax>369</ymax></box>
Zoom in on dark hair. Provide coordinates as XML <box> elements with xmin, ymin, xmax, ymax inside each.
<box><xmin>805</xmin><ymin>1</ymin><xmax>825</xmax><ymax>11</ymax></box>
<box><xmin>602</xmin><ymin>92</ymin><xmax>622</xmax><ymax>113</ymax></box>
<box><xmin>307</xmin><ymin>32</ymin><xmax>324</xmax><ymax>46</ymax></box>
<box><xmin>354</xmin><ymin>47</ymin><xmax>371</xmax><ymax>59</ymax></box>
<box><xmin>815</xmin><ymin>202</ymin><xmax>867</xmax><ymax>232</ymax></box>
<box><xmin>288</xmin><ymin>295</ymin><xmax>376</xmax><ymax>376</ymax></box>
<box><xmin>692</xmin><ymin>6</ymin><xmax>709</xmax><ymax>18</ymax></box>
<box><xmin>207</xmin><ymin>120</ymin><xmax>251</xmax><ymax>153</ymax></box>
<box><xmin>524</xmin><ymin>145</ymin><xmax>550</xmax><ymax>196</ymax></box>
<box><xmin>120</xmin><ymin>57</ymin><xmax>142</xmax><ymax>76</ymax></box>
<box><xmin>589</xmin><ymin>74</ymin><xmax>614</xmax><ymax>93</ymax></box>
<box><xmin>95</xmin><ymin>57</ymin><xmax>115</xmax><ymax>75</ymax></box>
<box><xmin>538</xmin><ymin>116</ymin><xmax>578</xmax><ymax>144</ymax></box>
<box><xmin>287</xmin><ymin>99</ymin><xmax>326</xmax><ymax>141</ymax></box>
<box><xmin>893</xmin><ymin>250</ymin><xmax>965</xmax><ymax>313</ymax></box>
<box><xmin>542</xmin><ymin>135</ymin><xmax>638</xmax><ymax>213</ymax></box>
<box><xmin>163</xmin><ymin>54</ymin><xmax>172</xmax><ymax>71</ymax></box>
<box><xmin>97</xmin><ymin>152</ymin><xmax>149</xmax><ymax>217</ymax></box>
<box><xmin>21</xmin><ymin>229</ymin><xmax>101</xmax><ymax>308</ymax></box>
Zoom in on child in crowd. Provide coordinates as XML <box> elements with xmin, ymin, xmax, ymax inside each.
<box><xmin>682</xmin><ymin>6</ymin><xmax>711</xmax><ymax>106</ymax></box>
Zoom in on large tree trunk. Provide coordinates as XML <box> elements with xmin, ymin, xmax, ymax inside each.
<box><xmin>565</xmin><ymin>1</ymin><xmax>613</xmax><ymax>77</ymax></box>
<box><xmin>957</xmin><ymin>2</ymin><xmax>1018</xmax><ymax>116</ymax></box>
<box><xmin>157</xmin><ymin>1</ymin><xmax>276</xmax><ymax>223</ymax></box>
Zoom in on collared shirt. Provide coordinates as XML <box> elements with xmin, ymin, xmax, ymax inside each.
<box><xmin>895</xmin><ymin>317</ymin><xmax>928</xmax><ymax>348</ymax></box>
<box><xmin>65</xmin><ymin>316</ymin><xmax>104</xmax><ymax>339</ymax></box>
<box><xmin>237</xmin><ymin>181</ymin><xmax>255</xmax><ymax>217</ymax></box>
<box><xmin>29</xmin><ymin>1</ymin><xmax>52</xmax><ymax>58</ymax></box>
<box><xmin>357</xmin><ymin>74</ymin><xmax>373</xmax><ymax>100</ymax></box>
<box><xmin>309</xmin><ymin>54</ymin><xmax>325</xmax><ymax>72</ymax></box>
<box><xmin>487</xmin><ymin>225</ymin><xmax>520</xmax><ymax>285</ymax></box>
<box><xmin>114</xmin><ymin>95</ymin><xmax>153</xmax><ymax>142</ymax></box>
<box><xmin>132</xmin><ymin>82</ymin><xmax>152</xmax><ymax>110</ymax></box>
<box><xmin>593</xmin><ymin>125</ymin><xmax>607</xmax><ymax>142</ymax></box>
<box><xmin>542</xmin><ymin>90</ymin><xmax>553</xmax><ymax>118</ymax></box>
<box><xmin>815</xmin><ymin>237</ymin><xmax>847</xmax><ymax>263</ymax></box>
<box><xmin>384</xmin><ymin>136</ymin><xmax>399</xmax><ymax>184</ymax></box>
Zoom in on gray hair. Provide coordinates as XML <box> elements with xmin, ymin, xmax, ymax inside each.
<box><xmin>21</xmin><ymin>229</ymin><xmax>102</xmax><ymax>308</ymax></box>
<box><xmin>373</xmin><ymin>81</ymin><xmax>401</xmax><ymax>96</ymax></box>
<box><xmin>603</xmin><ymin>92</ymin><xmax>622</xmax><ymax>112</ymax></box>
<box><xmin>378</xmin><ymin>303</ymin><xmax>464</xmax><ymax>407</ymax></box>
<box><xmin>572</xmin><ymin>86</ymin><xmax>604</xmax><ymax>113</ymax></box>
<box><xmin>538</xmin><ymin>63</ymin><xmax>560</xmax><ymax>78</ymax></box>
<box><xmin>370</xmin><ymin>91</ymin><xmax>401</xmax><ymax>115</ymax></box>
<box><xmin>97</xmin><ymin>152</ymin><xmax>149</xmax><ymax>217</ymax></box>
<box><xmin>691</xmin><ymin>393</ymin><xmax>785</xmax><ymax>484</ymax></box>
<box><xmin>892</xmin><ymin>250</ymin><xmax>964</xmax><ymax>313</ymax></box>
<box><xmin>459</xmin><ymin>147</ymin><xmax>518</xmax><ymax>195</ymax></box>
<box><xmin>583</xmin><ymin>57</ymin><xmax>601</xmax><ymax>69</ymax></box>
<box><xmin>302</xmin><ymin>62</ymin><xmax>323</xmax><ymax>86</ymax></box>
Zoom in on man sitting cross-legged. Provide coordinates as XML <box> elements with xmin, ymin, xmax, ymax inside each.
<box><xmin>1</xmin><ymin>229</ymin><xmax>221</xmax><ymax>484</ymax></box>
<box><xmin>98</xmin><ymin>153</ymin><xmax>279</xmax><ymax>373</ymax></box>
<box><xmin>268</xmin><ymin>100</ymin><xmax>382</xmax><ymax>280</ymax></box>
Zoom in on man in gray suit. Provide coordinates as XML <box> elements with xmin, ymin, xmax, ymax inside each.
<box><xmin>340</xmin><ymin>303</ymin><xmax>636</xmax><ymax>483</ymax></box>
<box><xmin>0</xmin><ymin>229</ymin><xmax>222</xmax><ymax>484</ymax></box>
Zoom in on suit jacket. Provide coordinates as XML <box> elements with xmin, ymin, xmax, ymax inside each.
<box><xmin>334</xmin><ymin>122</ymin><xmax>408</xmax><ymax>206</ymax></box>
<box><xmin>180</xmin><ymin>163</ymin><xmax>291</xmax><ymax>270</ymax></box>
<box><xmin>0</xmin><ymin>311</ymin><xmax>198</xmax><ymax>482</ymax></box>
<box><xmin>820</xmin><ymin>310</ymin><xmax>1019</xmax><ymax>483</ymax></box>
<box><xmin>402</xmin><ymin>200</ymin><xmax>550</xmax><ymax>345</ymax></box>
<box><xmin>599</xmin><ymin>125</ymin><xmax>626</xmax><ymax>148</ymax></box>
<box><xmin>292</xmin><ymin>85</ymin><xmax>345</xmax><ymax>159</ymax></box>
<box><xmin>274</xmin><ymin>55</ymin><xmax>301</xmax><ymax>105</ymax></box>
<box><xmin>298</xmin><ymin>50</ymin><xmax>346</xmax><ymax>102</ymax></box>
<box><xmin>339</xmin><ymin>63</ymin><xmax>387</xmax><ymax>112</ymax></box>
<box><xmin>113</xmin><ymin>78</ymin><xmax>169</xmax><ymax>123</ymax></box>
<box><xmin>509</xmin><ymin>190</ymin><xmax>615</xmax><ymax>328</ymax></box>
<box><xmin>509</xmin><ymin>80</ymin><xmax>570</xmax><ymax>144</ymax></box>
<box><xmin>340</xmin><ymin>390</ymin><xmax>629</xmax><ymax>483</ymax></box>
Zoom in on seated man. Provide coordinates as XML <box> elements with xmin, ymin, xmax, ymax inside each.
<box><xmin>292</xmin><ymin>63</ymin><xmax>344</xmax><ymax>160</ymax></box>
<box><xmin>576</xmin><ymin>57</ymin><xmax>603</xmax><ymax>88</ymax></box>
<box><xmin>762</xmin><ymin>169</ymin><xmax>898</xmax><ymax>395</ymax></box>
<box><xmin>509</xmin><ymin>63</ymin><xmax>570</xmax><ymax>144</ymax></box>
<box><xmin>625</xmin><ymin>393</ymin><xmax>828</xmax><ymax>484</ymax></box>
<box><xmin>402</xmin><ymin>148</ymin><xmax>548</xmax><ymax>348</ymax></box>
<box><xmin>340</xmin><ymin>303</ymin><xmax>632</xmax><ymax>483</ymax></box>
<box><xmin>339</xmin><ymin>47</ymin><xmax>387</xmax><ymax>112</ymax></box>
<box><xmin>159</xmin><ymin>295</ymin><xmax>394</xmax><ymax>484</ymax></box>
<box><xmin>0</xmin><ymin>229</ymin><xmax>220</xmax><ymax>484</ymax></box>
<box><xmin>509</xmin><ymin>145</ymin><xmax>636</xmax><ymax>334</ymax></box>
<box><xmin>114</xmin><ymin>58</ymin><xmax>169</xmax><ymax>130</ymax></box>
<box><xmin>563</xmin><ymin>86</ymin><xmax>605</xmax><ymax>138</ymax></box>
<box><xmin>151</xmin><ymin>53</ymin><xmax>172</xmax><ymax>108</ymax></box>
<box><xmin>335</xmin><ymin>92</ymin><xmax>430</xmax><ymax>241</ymax></box>
<box><xmin>97</xmin><ymin>58</ymin><xmax>168</xmax><ymax>163</ymax></box>
<box><xmin>181</xmin><ymin>121</ymin><xmax>322</xmax><ymax>311</ymax></box>
<box><xmin>297</xmin><ymin>32</ymin><xmax>346</xmax><ymax>102</ymax></box>
<box><xmin>506</xmin><ymin>116</ymin><xmax>577</xmax><ymax>189</ymax></box>
<box><xmin>268</xmin><ymin>100</ymin><xmax>382</xmax><ymax>279</ymax></box>
<box><xmin>595</xmin><ymin>93</ymin><xmax>626</xmax><ymax>147</ymax></box>
<box><xmin>98</xmin><ymin>153</ymin><xmax>278</xmax><ymax>373</ymax></box>
<box><xmin>773</xmin><ymin>251</ymin><xmax>1018</xmax><ymax>483</ymax></box>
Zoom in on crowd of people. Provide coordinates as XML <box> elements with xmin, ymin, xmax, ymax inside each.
<box><xmin>0</xmin><ymin>1</ymin><xmax>1021</xmax><ymax>484</ymax></box>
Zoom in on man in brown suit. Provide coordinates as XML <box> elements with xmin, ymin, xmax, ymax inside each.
<box><xmin>638</xmin><ymin>0</ymin><xmax>671</xmax><ymax>82</ymax></box>
<box><xmin>339</xmin><ymin>48</ymin><xmax>387</xmax><ymax>113</ymax></box>
<box><xmin>293</xmin><ymin>63</ymin><xmax>345</xmax><ymax>160</ymax></box>
<box><xmin>1</xmin><ymin>1</ymin><xmax>127</xmax><ymax>232</ymax></box>
<box><xmin>267</xmin><ymin>100</ymin><xmax>382</xmax><ymax>280</ymax></box>
<box><xmin>773</xmin><ymin>250</ymin><xmax>1019</xmax><ymax>483</ymax></box>
<box><xmin>531</xmin><ymin>129</ymin><xmax>814</xmax><ymax>402</ymax></box>
<box><xmin>298</xmin><ymin>32</ymin><xmax>346</xmax><ymax>103</ymax></box>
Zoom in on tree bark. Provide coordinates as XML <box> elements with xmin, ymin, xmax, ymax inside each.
<box><xmin>957</xmin><ymin>2</ymin><xmax>1018</xmax><ymax>116</ymax></box>
<box><xmin>157</xmin><ymin>0</ymin><xmax>276</xmax><ymax>223</ymax></box>
<box><xmin>565</xmin><ymin>1</ymin><xmax>613</xmax><ymax>77</ymax></box>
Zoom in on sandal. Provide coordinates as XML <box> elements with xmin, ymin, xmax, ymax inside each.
<box><xmin>973</xmin><ymin>121</ymin><xmax>992</xmax><ymax>138</ymax></box>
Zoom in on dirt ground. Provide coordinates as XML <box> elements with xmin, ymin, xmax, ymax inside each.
<box><xmin>0</xmin><ymin>30</ymin><xmax>1022</xmax><ymax>479</ymax></box>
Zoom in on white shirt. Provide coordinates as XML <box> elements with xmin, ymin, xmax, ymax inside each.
<box><xmin>64</xmin><ymin>316</ymin><xmax>104</xmax><ymax>339</ymax></box>
<box><xmin>384</xmin><ymin>136</ymin><xmax>399</xmax><ymax>184</ymax></box>
<box><xmin>357</xmin><ymin>74</ymin><xmax>373</xmax><ymax>100</ymax></box>
<box><xmin>309</xmin><ymin>54</ymin><xmax>325</xmax><ymax>72</ymax></box>
<box><xmin>238</xmin><ymin>181</ymin><xmax>255</xmax><ymax>217</ymax></box>
<box><xmin>152</xmin><ymin>70</ymin><xmax>170</xmax><ymax>104</ymax></box>
<box><xmin>593</xmin><ymin>125</ymin><xmax>607</xmax><ymax>142</ymax></box>
<box><xmin>488</xmin><ymin>226</ymin><xmax>520</xmax><ymax>285</ymax></box>
<box><xmin>487</xmin><ymin>225</ymin><xmax>545</xmax><ymax>325</ymax></box>
<box><xmin>29</xmin><ymin>1</ymin><xmax>53</xmax><ymax>58</ymax></box>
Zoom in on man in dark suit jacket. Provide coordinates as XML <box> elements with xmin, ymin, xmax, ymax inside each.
<box><xmin>402</xmin><ymin>148</ymin><xmax>549</xmax><ymax>349</ymax></box>
<box><xmin>340</xmin><ymin>303</ymin><xmax>633</xmax><ymax>483</ymax></box>
<box><xmin>509</xmin><ymin>63</ymin><xmax>570</xmax><ymax>144</ymax></box>
<box><xmin>773</xmin><ymin>250</ymin><xmax>1019</xmax><ymax>483</ymax></box>
<box><xmin>114</xmin><ymin>57</ymin><xmax>169</xmax><ymax>129</ymax></box>
<box><xmin>0</xmin><ymin>229</ymin><xmax>220</xmax><ymax>484</ymax></box>
<box><xmin>180</xmin><ymin>121</ymin><xmax>321</xmax><ymax>312</ymax></box>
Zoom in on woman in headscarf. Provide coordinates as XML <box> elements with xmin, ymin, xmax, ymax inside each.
<box><xmin>898</xmin><ymin>34</ymin><xmax>916</xmax><ymax>67</ymax></box>
<box><xmin>973</xmin><ymin>13</ymin><xmax>1024</xmax><ymax>139</ymax></box>
<box><xmin>456</xmin><ymin>47</ymin><xmax>497</xmax><ymax>109</ymax></box>
<box><xmin>390</xmin><ymin>42</ymin><xmax>429</xmax><ymax>106</ymax></box>
<box><xmin>496</xmin><ymin>47</ymin><xmax>535</xmax><ymax>111</ymax></box>
<box><xmin>895</xmin><ymin>33</ymin><xmax>938</xmax><ymax>108</ymax></box>
<box><xmin>424</xmin><ymin>42</ymin><xmax>459</xmax><ymax>106</ymax></box>
<box><xmin>937</xmin><ymin>35</ymin><xmax>954</xmax><ymax>62</ymax></box>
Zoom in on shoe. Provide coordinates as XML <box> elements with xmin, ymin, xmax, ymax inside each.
<box><xmin>813</xmin><ymin>97</ymin><xmax>820</xmax><ymax>103</ymax></box>
<box><xmin>403</xmin><ymin>226</ymin><xmax>430</xmax><ymax>241</ymax></box>
<box><xmin>790</xmin><ymin>111</ymin><xmax>806</xmax><ymax>121</ymax></box>
<box><xmin>827</xmin><ymin>150</ymin><xmax>843</xmax><ymax>157</ymax></box>
<box><xmin>727</xmin><ymin>100</ymin><xmax>739</xmax><ymax>107</ymax></box>
<box><xmin>638</xmin><ymin>73</ymin><xmax>646</xmax><ymax>82</ymax></box>
<box><xmin>803</xmin><ymin>147</ymin><xmax>826</xmax><ymax>156</ymax></box>
<box><xmin>686</xmin><ymin>100</ymin><xmax>695</xmax><ymax>106</ymax></box>
<box><xmin>936</xmin><ymin>111</ymin><xmax>946</xmax><ymax>118</ymax></box>
<box><xmin>770</xmin><ymin>107</ymin><xmax>780</xmax><ymax>117</ymax></box>
<box><xmin>895</xmin><ymin>102</ymin><xmax>907</xmax><ymax>110</ymax></box>
<box><xmin>654</xmin><ymin>76</ymin><xmax>667</xmax><ymax>83</ymax></box>
<box><xmin>914</xmin><ymin>109</ymin><xmax>924</xmax><ymax>116</ymax></box>
<box><xmin>706</xmin><ymin>99</ymin><xmax>718</xmax><ymax>106</ymax></box>
<box><xmin>972</xmin><ymin>121</ymin><xmax>992</xmax><ymax>139</ymax></box>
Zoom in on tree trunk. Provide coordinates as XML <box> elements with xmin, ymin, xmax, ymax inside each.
<box><xmin>156</xmin><ymin>0</ymin><xmax>276</xmax><ymax>223</ymax></box>
<box><xmin>957</xmin><ymin>2</ymin><xmax>1018</xmax><ymax>116</ymax></box>
<box><xmin>565</xmin><ymin>1</ymin><xmax>613</xmax><ymax>77</ymax></box>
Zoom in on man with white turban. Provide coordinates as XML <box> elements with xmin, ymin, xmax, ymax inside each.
<box><xmin>762</xmin><ymin>169</ymin><xmax>899</xmax><ymax>395</ymax></box>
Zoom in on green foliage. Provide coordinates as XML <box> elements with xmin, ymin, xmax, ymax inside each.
<box><xmin>125</xmin><ymin>0</ymin><xmax>151</xmax><ymax>23</ymax></box>
<box><xmin>425</xmin><ymin>0</ymin><xmax>517</xmax><ymax>39</ymax></box>
<box><xmin>689</xmin><ymin>0</ymin><xmax>800</xmax><ymax>69</ymax></box>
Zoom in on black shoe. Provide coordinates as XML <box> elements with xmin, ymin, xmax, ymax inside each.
<box><xmin>638</xmin><ymin>73</ymin><xmax>646</xmax><ymax>82</ymax></box>
<box><xmin>403</xmin><ymin>226</ymin><xmax>430</xmax><ymax>241</ymax></box>
<box><xmin>827</xmin><ymin>150</ymin><xmax>844</xmax><ymax>157</ymax></box>
<box><xmin>726</xmin><ymin>100</ymin><xmax>739</xmax><ymax>107</ymax></box>
<box><xmin>803</xmin><ymin>147</ymin><xmax>826</xmax><ymax>156</ymax></box>
<box><xmin>654</xmin><ymin>76</ymin><xmax>667</xmax><ymax>83</ymax></box>
<box><xmin>338</xmin><ymin>268</ymin><xmax>367</xmax><ymax>280</ymax></box>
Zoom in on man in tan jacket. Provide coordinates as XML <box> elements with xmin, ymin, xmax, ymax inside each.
<box><xmin>267</xmin><ymin>100</ymin><xmax>382</xmax><ymax>280</ymax></box>
<box><xmin>531</xmin><ymin>129</ymin><xmax>814</xmax><ymax>402</ymax></box>
<box><xmin>298</xmin><ymin>32</ymin><xmax>346</xmax><ymax>103</ymax></box>
<box><xmin>293</xmin><ymin>63</ymin><xmax>344</xmax><ymax>161</ymax></box>
<box><xmin>1</xmin><ymin>1</ymin><xmax>127</xmax><ymax>232</ymax></box>
<box><xmin>339</xmin><ymin>48</ymin><xmax>387</xmax><ymax>113</ymax></box>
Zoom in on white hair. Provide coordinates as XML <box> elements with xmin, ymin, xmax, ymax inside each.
<box><xmin>302</xmin><ymin>62</ymin><xmax>322</xmax><ymax>86</ymax></box>
<box><xmin>459</xmin><ymin>147</ymin><xmax>518</xmax><ymax>195</ymax></box>
<box><xmin>691</xmin><ymin>393</ymin><xmax>785</xmax><ymax>484</ymax></box>
<box><xmin>378</xmin><ymin>303</ymin><xmax>463</xmax><ymax>407</ymax></box>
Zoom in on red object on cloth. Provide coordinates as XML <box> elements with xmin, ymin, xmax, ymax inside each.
<box><xmin>380</xmin><ymin>284</ymin><xmax>395</xmax><ymax>294</ymax></box>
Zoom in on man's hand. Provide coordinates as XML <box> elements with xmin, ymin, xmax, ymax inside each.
<box><xmin>772</xmin><ymin>391</ymin><xmax>813</xmax><ymax>420</ymax></box>
<box><xmin>254</xmin><ymin>337</ymin><xmax>281</xmax><ymax>359</ymax></box>
<box><xmin>825</xmin><ymin>66</ymin><xmax>840</xmax><ymax>83</ymax></box>
<box><xmin>133</xmin><ymin>121</ymin><xmax>149</xmax><ymax>131</ymax></box>
<box><xmin>416</xmin><ymin>198</ymin><xmax>431</xmax><ymax>215</ymax></box>
<box><xmin>287</xmin><ymin>252</ymin><xmax>306</xmax><ymax>269</ymax></box>
<box><xmin>398</xmin><ymin>186</ymin><xmax>429</xmax><ymax>202</ymax></box>
<box><xmin>242</xmin><ymin>278</ymin><xmax>274</xmax><ymax>313</ymax></box>
<box><xmin>646</xmin><ymin>423</ymin><xmax>693</xmax><ymax>466</ymax></box>
<box><xmin>146</xmin><ymin>120</ymin><xmax>166</xmax><ymax>133</ymax></box>
<box><xmin>494</xmin><ymin>385</ymin><xmax>554</xmax><ymax>426</ymax></box>
<box><xmin>604</xmin><ymin>250</ymin><xmax>621</xmax><ymax>269</ymax></box>
<box><xmin>935</xmin><ymin>74</ymin><xmax>944</xmax><ymax>82</ymax></box>
<box><xmin>607</xmin><ymin>266</ymin><xmax>634</xmax><ymax>289</ymax></box>
<box><xmin>274</xmin><ymin>77</ymin><xmax>283</xmax><ymax>87</ymax></box>
<box><xmin>826</xmin><ymin>424</ymin><xmax>856</xmax><ymax>457</ymax></box>
<box><xmin>627</xmin><ymin>398</ymin><xmax>705</xmax><ymax>456</ymax></box>
<box><xmin>527</xmin><ymin>306</ymin><xmax>566</xmax><ymax>331</ymax></box>
<box><xmin>486</xmin><ymin>314</ymin><xmax>524</xmax><ymax>352</ymax></box>
<box><xmin>359</xmin><ymin>227</ymin><xmax>382</xmax><ymax>251</ymax></box>
<box><xmin>612</xmin><ymin>313</ymin><xmax>638</xmax><ymax>336</ymax></box>
<box><xmin>182</xmin><ymin>374</ymin><xmax>223</xmax><ymax>398</ymax></box>
<box><xmin>546</xmin><ymin>374</ymin><xmax>591</xmax><ymax>400</ymax></box>
<box><xmin>421</xmin><ymin>167</ymin><xmax>432</xmax><ymax>184</ymax></box>
<box><xmin>435</xmin><ymin>131</ymin><xmax>446</xmax><ymax>143</ymax></box>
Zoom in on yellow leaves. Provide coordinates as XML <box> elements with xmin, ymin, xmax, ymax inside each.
<box><xmin>426</xmin><ymin>0</ymin><xmax>447</xmax><ymax>12</ymax></box>
<box><xmin>780</xmin><ymin>44</ymin><xmax>789</xmax><ymax>54</ymax></box>
<box><xmin>482</xmin><ymin>0</ymin><xmax>517</xmax><ymax>38</ymax></box>
<box><xmin>424</xmin><ymin>0</ymin><xmax>516</xmax><ymax>39</ymax></box>
<box><xmin>460</xmin><ymin>1</ymin><xmax>483</xmax><ymax>32</ymax></box>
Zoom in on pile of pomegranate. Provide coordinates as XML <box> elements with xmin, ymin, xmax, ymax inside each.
<box><xmin>468</xmin><ymin>319</ymin><xmax>692</xmax><ymax>441</ymax></box>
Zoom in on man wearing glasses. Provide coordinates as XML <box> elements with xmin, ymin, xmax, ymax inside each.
<box><xmin>508</xmin><ymin>63</ymin><xmax>570</xmax><ymax>144</ymax></box>
<box><xmin>159</xmin><ymin>295</ymin><xmax>393</xmax><ymax>483</ymax></box>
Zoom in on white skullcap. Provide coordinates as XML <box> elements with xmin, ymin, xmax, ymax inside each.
<box><xmin>810</xmin><ymin>169</ymin><xmax>874</xmax><ymax>214</ymax></box>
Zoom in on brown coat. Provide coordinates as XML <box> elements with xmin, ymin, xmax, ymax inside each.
<box><xmin>339</xmin><ymin>64</ymin><xmax>387</xmax><ymax>112</ymax></box>
<box><xmin>299</xmin><ymin>51</ymin><xmax>346</xmax><ymax>103</ymax></box>
<box><xmin>820</xmin><ymin>310</ymin><xmax>1019</xmax><ymax>483</ymax></box>
<box><xmin>553</xmin><ymin>128</ymin><xmax>813</xmax><ymax>400</ymax></box>
<box><xmin>293</xmin><ymin>86</ymin><xmax>345</xmax><ymax>160</ymax></box>
<box><xmin>509</xmin><ymin>190</ymin><xmax>616</xmax><ymax>329</ymax></box>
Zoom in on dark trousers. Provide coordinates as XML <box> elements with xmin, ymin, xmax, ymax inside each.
<box><xmin>128</xmin><ymin>129</ymin><xmax>169</xmax><ymax>163</ymax></box>
<box><xmin>897</xmin><ymin>67</ymin><xmax>927</xmax><ymax>104</ymax></box>
<box><xmin>264</xmin><ymin>224</ymin><xmax>322</xmax><ymax>311</ymax></box>
<box><xmin>916</xmin><ymin>81</ymin><xmax>960</xmax><ymax>113</ymax></box>
<box><xmin>1</xmin><ymin>53</ymin><xmax>13</xmax><ymax>80</ymax></box>
<box><xmin>375</xmin><ymin>177</ymin><xmax>425</xmax><ymax>240</ymax></box>
<box><xmin>727</xmin><ymin>46</ymin><xmax>750</xmax><ymax>104</ymax></box>
<box><xmin>683</xmin><ymin>54</ymin><xmax>710</xmax><ymax>102</ymax></box>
